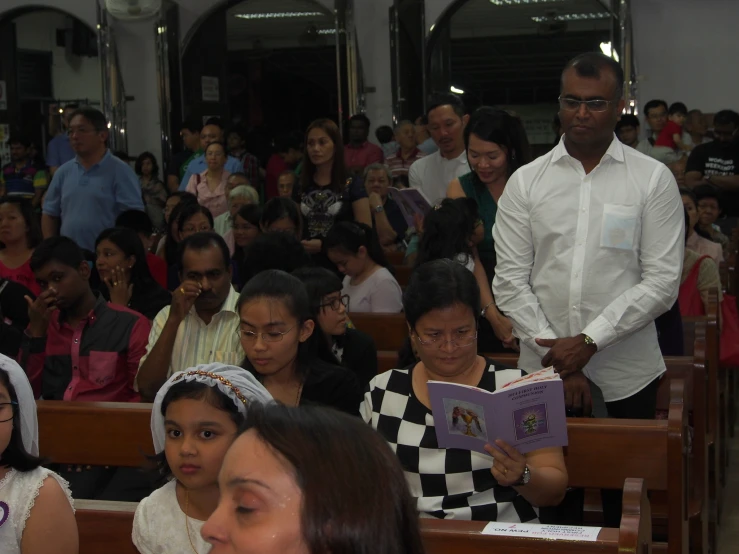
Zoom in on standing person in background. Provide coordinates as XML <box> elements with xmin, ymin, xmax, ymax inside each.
<box><xmin>0</xmin><ymin>135</ymin><xmax>48</xmax><ymax>208</ymax></box>
<box><xmin>179</xmin><ymin>119</ymin><xmax>244</xmax><ymax>191</ymax></box>
<box><xmin>414</xmin><ymin>115</ymin><xmax>438</xmax><ymax>155</ymax></box>
<box><xmin>185</xmin><ymin>142</ymin><xmax>231</xmax><ymax>219</ymax></box>
<box><xmin>166</xmin><ymin>119</ymin><xmax>202</xmax><ymax>193</ymax></box>
<box><xmin>135</xmin><ymin>152</ymin><xmax>168</xmax><ymax>232</ymax></box>
<box><xmin>299</xmin><ymin>119</ymin><xmax>372</xmax><ymax>262</ymax></box>
<box><xmin>265</xmin><ymin>131</ymin><xmax>303</xmax><ymax>200</ymax></box>
<box><xmin>385</xmin><ymin>121</ymin><xmax>425</xmax><ymax>177</ymax></box>
<box><xmin>409</xmin><ymin>95</ymin><xmax>470</xmax><ymax>203</ymax></box>
<box><xmin>226</xmin><ymin>126</ymin><xmax>261</xmax><ymax>189</ymax></box>
<box><xmin>41</xmin><ymin>107</ymin><xmax>145</xmax><ymax>253</ymax></box>
<box><xmin>344</xmin><ymin>114</ymin><xmax>384</xmax><ymax>176</ymax></box>
<box><xmin>0</xmin><ymin>197</ymin><xmax>43</xmax><ymax>295</ymax></box>
<box><xmin>47</xmin><ymin>104</ymin><xmax>77</xmax><ymax>177</ymax></box>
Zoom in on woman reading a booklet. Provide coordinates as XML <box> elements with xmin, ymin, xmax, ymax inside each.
<box><xmin>360</xmin><ymin>260</ymin><xmax>567</xmax><ymax>522</ymax></box>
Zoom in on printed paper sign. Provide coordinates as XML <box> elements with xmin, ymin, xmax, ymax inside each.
<box><xmin>201</xmin><ymin>76</ymin><xmax>220</xmax><ymax>102</ymax></box>
<box><xmin>482</xmin><ymin>522</ymin><xmax>602</xmax><ymax>542</ymax></box>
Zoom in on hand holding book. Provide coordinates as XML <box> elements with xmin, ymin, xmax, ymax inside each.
<box><xmin>485</xmin><ymin>439</ymin><xmax>527</xmax><ymax>487</ymax></box>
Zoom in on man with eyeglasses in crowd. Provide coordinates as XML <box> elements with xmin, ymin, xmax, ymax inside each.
<box><xmin>493</xmin><ymin>53</ymin><xmax>684</xmax><ymax>525</ymax></box>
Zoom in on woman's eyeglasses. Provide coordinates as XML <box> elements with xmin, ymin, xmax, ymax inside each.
<box><xmin>320</xmin><ymin>295</ymin><xmax>350</xmax><ymax>312</ymax></box>
<box><xmin>413</xmin><ymin>329</ymin><xmax>478</xmax><ymax>349</ymax></box>
<box><xmin>236</xmin><ymin>324</ymin><xmax>297</xmax><ymax>343</ymax></box>
<box><xmin>0</xmin><ymin>401</ymin><xmax>18</xmax><ymax>423</ymax></box>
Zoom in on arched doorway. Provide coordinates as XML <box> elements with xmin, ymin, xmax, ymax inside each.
<box><xmin>0</xmin><ymin>7</ymin><xmax>101</xmax><ymax>165</ymax></box>
<box><xmin>426</xmin><ymin>0</ymin><xmax>620</xmax><ymax>152</ymax></box>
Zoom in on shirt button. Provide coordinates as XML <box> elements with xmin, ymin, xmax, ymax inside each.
<box><xmin>73</xmin><ymin>366</ymin><xmax>78</xmax><ymax>370</ymax></box>
<box><xmin>68</xmin><ymin>387</ymin><xmax>72</xmax><ymax>391</ymax></box>
<box><xmin>74</xmin><ymin>339</ymin><xmax>79</xmax><ymax>344</ymax></box>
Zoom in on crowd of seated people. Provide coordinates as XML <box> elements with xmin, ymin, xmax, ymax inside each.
<box><xmin>0</xmin><ymin>49</ymin><xmax>738</xmax><ymax>554</ymax></box>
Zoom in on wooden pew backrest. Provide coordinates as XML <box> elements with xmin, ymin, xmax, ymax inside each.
<box><xmin>75</xmin><ymin>500</ymin><xmax>138</xmax><ymax>554</ymax></box>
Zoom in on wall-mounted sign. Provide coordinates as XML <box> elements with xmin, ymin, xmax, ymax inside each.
<box><xmin>201</xmin><ymin>76</ymin><xmax>220</xmax><ymax>103</ymax></box>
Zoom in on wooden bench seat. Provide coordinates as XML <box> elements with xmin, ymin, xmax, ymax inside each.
<box><xmin>74</xmin><ymin>479</ymin><xmax>650</xmax><ymax>554</ymax></box>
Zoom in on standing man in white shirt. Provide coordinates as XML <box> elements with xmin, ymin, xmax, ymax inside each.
<box><xmin>493</xmin><ymin>52</ymin><xmax>684</xmax><ymax>525</ymax></box>
<box><xmin>408</xmin><ymin>94</ymin><xmax>469</xmax><ymax>203</ymax></box>
<box><xmin>494</xmin><ymin>53</ymin><xmax>683</xmax><ymax>421</ymax></box>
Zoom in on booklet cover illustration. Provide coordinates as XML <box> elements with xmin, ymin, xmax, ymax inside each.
<box><xmin>428</xmin><ymin>367</ymin><xmax>567</xmax><ymax>455</ymax></box>
<box><xmin>387</xmin><ymin>187</ymin><xmax>432</xmax><ymax>228</ymax></box>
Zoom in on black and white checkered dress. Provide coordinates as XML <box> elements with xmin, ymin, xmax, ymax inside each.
<box><xmin>360</xmin><ymin>360</ymin><xmax>539</xmax><ymax>522</ymax></box>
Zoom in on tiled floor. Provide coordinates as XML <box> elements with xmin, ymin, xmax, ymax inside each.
<box><xmin>718</xmin><ymin>433</ymin><xmax>739</xmax><ymax>552</ymax></box>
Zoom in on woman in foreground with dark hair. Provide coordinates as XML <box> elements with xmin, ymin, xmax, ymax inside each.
<box><xmin>95</xmin><ymin>227</ymin><xmax>171</xmax><ymax>319</ymax></box>
<box><xmin>361</xmin><ymin>259</ymin><xmax>567</xmax><ymax>521</ymax></box>
<box><xmin>202</xmin><ymin>403</ymin><xmax>425</xmax><ymax>554</ymax></box>
<box><xmin>237</xmin><ymin>270</ymin><xmax>361</xmax><ymax>414</ymax></box>
<box><xmin>0</xmin><ymin>355</ymin><xmax>77</xmax><ymax>554</ymax></box>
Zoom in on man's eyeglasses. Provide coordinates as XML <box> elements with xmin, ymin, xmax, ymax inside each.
<box><xmin>237</xmin><ymin>324</ymin><xmax>297</xmax><ymax>343</ymax></box>
<box><xmin>320</xmin><ymin>295</ymin><xmax>350</xmax><ymax>312</ymax></box>
<box><xmin>413</xmin><ymin>329</ymin><xmax>478</xmax><ymax>349</ymax></box>
<box><xmin>558</xmin><ymin>96</ymin><xmax>612</xmax><ymax>113</ymax></box>
<box><xmin>0</xmin><ymin>401</ymin><xmax>18</xmax><ymax>423</ymax></box>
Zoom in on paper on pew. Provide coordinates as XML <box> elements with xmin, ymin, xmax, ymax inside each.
<box><xmin>482</xmin><ymin>522</ymin><xmax>602</xmax><ymax>541</ymax></box>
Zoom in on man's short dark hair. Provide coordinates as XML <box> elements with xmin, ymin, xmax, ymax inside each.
<box><xmin>63</xmin><ymin>103</ymin><xmax>79</xmax><ymax>112</ymax></box>
<box><xmin>349</xmin><ymin>114</ymin><xmax>371</xmax><ymax>128</ymax></box>
<box><xmin>561</xmin><ymin>52</ymin><xmax>624</xmax><ymax>100</ymax></box>
<box><xmin>375</xmin><ymin>125</ymin><xmax>394</xmax><ymax>144</ymax></box>
<box><xmin>178</xmin><ymin>232</ymin><xmax>230</xmax><ymax>271</ymax></box>
<box><xmin>713</xmin><ymin>110</ymin><xmax>739</xmax><ymax>128</ymax></box>
<box><xmin>694</xmin><ymin>184</ymin><xmax>723</xmax><ymax>209</ymax></box>
<box><xmin>69</xmin><ymin>107</ymin><xmax>108</xmax><ymax>133</ymax></box>
<box><xmin>204</xmin><ymin>117</ymin><xmax>225</xmax><ymax>129</ymax></box>
<box><xmin>8</xmin><ymin>135</ymin><xmax>31</xmax><ymax>148</ymax></box>
<box><xmin>669</xmin><ymin>102</ymin><xmax>688</xmax><ymax>116</ymax></box>
<box><xmin>115</xmin><ymin>210</ymin><xmax>153</xmax><ymax>236</ymax></box>
<box><xmin>426</xmin><ymin>94</ymin><xmax>466</xmax><ymax>119</ymax></box>
<box><xmin>30</xmin><ymin>236</ymin><xmax>85</xmax><ymax>272</ymax></box>
<box><xmin>275</xmin><ymin>131</ymin><xmax>303</xmax><ymax>153</ymax></box>
<box><xmin>616</xmin><ymin>114</ymin><xmax>640</xmax><ymax>131</ymax></box>
<box><xmin>643</xmin><ymin>99</ymin><xmax>668</xmax><ymax>118</ymax></box>
<box><xmin>181</xmin><ymin>118</ymin><xmax>203</xmax><ymax>134</ymax></box>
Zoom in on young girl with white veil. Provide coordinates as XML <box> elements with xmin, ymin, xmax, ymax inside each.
<box><xmin>0</xmin><ymin>354</ymin><xmax>77</xmax><ymax>554</ymax></box>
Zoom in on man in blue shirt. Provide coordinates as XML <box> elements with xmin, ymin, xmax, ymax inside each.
<box><xmin>179</xmin><ymin>118</ymin><xmax>243</xmax><ymax>190</ymax></box>
<box><xmin>41</xmin><ymin>107</ymin><xmax>144</xmax><ymax>252</ymax></box>
<box><xmin>47</xmin><ymin>104</ymin><xmax>78</xmax><ymax>177</ymax></box>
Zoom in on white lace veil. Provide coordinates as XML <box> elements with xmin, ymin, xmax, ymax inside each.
<box><xmin>0</xmin><ymin>354</ymin><xmax>39</xmax><ymax>456</ymax></box>
<box><xmin>151</xmin><ymin>363</ymin><xmax>273</xmax><ymax>453</ymax></box>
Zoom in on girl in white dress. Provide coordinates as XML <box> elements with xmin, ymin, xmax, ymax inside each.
<box><xmin>0</xmin><ymin>355</ymin><xmax>77</xmax><ymax>554</ymax></box>
<box><xmin>132</xmin><ymin>363</ymin><xmax>272</xmax><ymax>554</ymax></box>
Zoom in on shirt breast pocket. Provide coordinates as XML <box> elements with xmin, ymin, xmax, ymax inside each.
<box><xmin>212</xmin><ymin>351</ymin><xmax>243</xmax><ymax>365</ymax></box>
<box><xmin>88</xmin><ymin>351</ymin><xmax>119</xmax><ymax>386</ymax></box>
<box><xmin>600</xmin><ymin>204</ymin><xmax>639</xmax><ymax>251</ymax></box>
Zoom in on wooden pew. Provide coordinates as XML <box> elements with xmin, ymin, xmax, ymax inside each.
<box><xmin>394</xmin><ymin>264</ymin><xmax>413</xmax><ymax>287</ymax></box>
<box><xmin>74</xmin><ymin>479</ymin><xmax>650</xmax><ymax>554</ymax></box>
<box><xmin>386</xmin><ymin>250</ymin><xmax>406</xmax><ymax>266</ymax></box>
<box><xmin>352</xmin><ymin>312</ymin><xmax>409</xmax><ymax>352</ymax></box>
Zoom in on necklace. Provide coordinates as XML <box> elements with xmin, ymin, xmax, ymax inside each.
<box><xmin>184</xmin><ymin>489</ymin><xmax>199</xmax><ymax>554</ymax></box>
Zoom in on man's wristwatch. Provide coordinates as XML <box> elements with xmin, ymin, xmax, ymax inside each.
<box><xmin>373</xmin><ymin>205</ymin><xmax>384</xmax><ymax>214</ymax></box>
<box><xmin>583</xmin><ymin>334</ymin><xmax>597</xmax><ymax>349</ymax></box>
<box><xmin>513</xmin><ymin>465</ymin><xmax>531</xmax><ymax>486</ymax></box>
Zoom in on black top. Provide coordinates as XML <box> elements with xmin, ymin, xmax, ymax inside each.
<box><xmin>99</xmin><ymin>282</ymin><xmax>172</xmax><ymax>320</ymax></box>
<box><xmin>300</xmin><ymin>177</ymin><xmax>367</xmax><ymax>239</ymax></box>
<box><xmin>335</xmin><ymin>327</ymin><xmax>377</xmax><ymax>390</ymax></box>
<box><xmin>686</xmin><ymin>140</ymin><xmax>739</xmax><ymax>216</ymax></box>
<box><xmin>0</xmin><ymin>279</ymin><xmax>32</xmax><ymax>358</ymax></box>
<box><xmin>383</xmin><ymin>197</ymin><xmax>409</xmax><ymax>242</ymax></box>
<box><xmin>300</xmin><ymin>358</ymin><xmax>363</xmax><ymax>415</ymax></box>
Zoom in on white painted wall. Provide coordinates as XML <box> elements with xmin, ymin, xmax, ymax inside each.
<box><xmin>631</xmin><ymin>0</ymin><xmax>739</xmax><ymax>115</ymax></box>
<box><xmin>13</xmin><ymin>10</ymin><xmax>102</xmax><ymax>106</ymax></box>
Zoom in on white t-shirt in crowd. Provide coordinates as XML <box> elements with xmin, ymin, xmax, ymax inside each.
<box><xmin>342</xmin><ymin>267</ymin><xmax>403</xmax><ymax>313</ymax></box>
<box><xmin>408</xmin><ymin>149</ymin><xmax>468</xmax><ymax>204</ymax></box>
<box><xmin>133</xmin><ymin>480</ymin><xmax>210</xmax><ymax>554</ymax></box>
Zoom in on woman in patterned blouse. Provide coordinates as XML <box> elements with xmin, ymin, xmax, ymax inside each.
<box><xmin>360</xmin><ymin>259</ymin><xmax>567</xmax><ymax>521</ymax></box>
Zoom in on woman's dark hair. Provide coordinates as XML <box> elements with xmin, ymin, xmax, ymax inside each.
<box><xmin>95</xmin><ymin>227</ymin><xmax>157</xmax><ymax>291</ymax></box>
<box><xmin>464</xmin><ymin>107</ymin><xmax>531</xmax><ymax>179</ymax></box>
<box><xmin>135</xmin><ymin>151</ymin><xmax>159</xmax><ymax>177</ymax></box>
<box><xmin>237</xmin><ymin>403</ymin><xmax>425</xmax><ymax>554</ymax></box>
<box><xmin>292</xmin><ymin>266</ymin><xmax>342</xmax><ymax>315</ymax></box>
<box><xmin>176</xmin><ymin>203</ymin><xmax>214</xmax><ymax>238</ymax></box>
<box><xmin>163</xmin><ymin>198</ymin><xmax>197</xmax><ymax>266</ymax></box>
<box><xmin>0</xmin><ymin>197</ymin><xmax>42</xmax><ymax>250</ymax></box>
<box><xmin>397</xmin><ymin>336</ymin><xmax>419</xmax><ymax>369</ymax></box>
<box><xmin>237</xmin><ymin>270</ymin><xmax>323</xmax><ymax>380</ymax></box>
<box><xmin>679</xmin><ymin>187</ymin><xmax>712</xmax><ymax>240</ymax></box>
<box><xmin>0</xmin><ymin>369</ymin><xmax>45</xmax><ymax>471</ymax></box>
<box><xmin>683</xmin><ymin>206</ymin><xmax>690</xmax><ymax>246</ymax></box>
<box><xmin>404</xmin><ymin>258</ymin><xmax>481</xmax><ymax>329</ymax></box>
<box><xmin>323</xmin><ymin>222</ymin><xmax>391</xmax><ymax>270</ymax></box>
<box><xmin>151</xmin><ymin>380</ymin><xmax>243</xmax><ymax>483</ymax></box>
<box><xmin>300</xmin><ymin>119</ymin><xmax>347</xmax><ymax>195</ymax></box>
<box><xmin>260</xmin><ymin>197</ymin><xmax>302</xmax><ymax>238</ymax></box>
<box><xmin>415</xmin><ymin>197</ymin><xmax>479</xmax><ymax>268</ymax></box>
<box><xmin>205</xmin><ymin>141</ymin><xmax>227</xmax><ymax>158</ymax></box>
<box><xmin>242</xmin><ymin>232</ymin><xmax>313</xmax><ymax>284</ymax></box>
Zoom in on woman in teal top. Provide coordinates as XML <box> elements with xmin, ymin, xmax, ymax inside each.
<box><xmin>447</xmin><ymin>107</ymin><xmax>531</xmax><ymax>350</ymax></box>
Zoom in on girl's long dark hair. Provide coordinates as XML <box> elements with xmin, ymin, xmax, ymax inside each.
<box><xmin>323</xmin><ymin>222</ymin><xmax>392</xmax><ymax>270</ymax></box>
<box><xmin>95</xmin><ymin>227</ymin><xmax>157</xmax><ymax>291</ymax></box>
<box><xmin>299</xmin><ymin>119</ymin><xmax>347</xmax><ymax>195</ymax></box>
<box><xmin>415</xmin><ymin>197</ymin><xmax>479</xmax><ymax>268</ymax></box>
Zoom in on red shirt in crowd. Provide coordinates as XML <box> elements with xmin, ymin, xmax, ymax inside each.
<box><xmin>0</xmin><ymin>259</ymin><xmax>41</xmax><ymax>295</ymax></box>
<box><xmin>344</xmin><ymin>141</ymin><xmax>384</xmax><ymax>171</ymax></box>
<box><xmin>655</xmin><ymin>120</ymin><xmax>682</xmax><ymax>149</ymax></box>
<box><xmin>146</xmin><ymin>252</ymin><xmax>168</xmax><ymax>289</ymax></box>
<box><xmin>265</xmin><ymin>153</ymin><xmax>289</xmax><ymax>200</ymax></box>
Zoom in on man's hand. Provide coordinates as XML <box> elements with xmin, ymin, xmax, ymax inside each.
<box><xmin>25</xmin><ymin>289</ymin><xmax>59</xmax><ymax>338</ymax></box>
<box><xmin>535</xmin><ymin>334</ymin><xmax>597</xmax><ymax>378</ymax></box>
<box><xmin>488</xmin><ymin>312</ymin><xmax>519</xmax><ymax>352</ymax></box>
<box><xmin>562</xmin><ymin>372</ymin><xmax>592</xmax><ymax>417</ymax></box>
<box><xmin>169</xmin><ymin>281</ymin><xmax>201</xmax><ymax>324</ymax></box>
<box><xmin>368</xmin><ymin>192</ymin><xmax>383</xmax><ymax>210</ymax></box>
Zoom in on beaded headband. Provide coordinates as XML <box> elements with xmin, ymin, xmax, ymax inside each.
<box><xmin>172</xmin><ymin>369</ymin><xmax>248</xmax><ymax>405</ymax></box>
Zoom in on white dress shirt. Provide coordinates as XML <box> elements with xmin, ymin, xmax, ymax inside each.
<box><xmin>493</xmin><ymin>136</ymin><xmax>684</xmax><ymax>402</ymax></box>
<box><xmin>408</xmin><ymin>149</ymin><xmax>468</xmax><ymax>204</ymax></box>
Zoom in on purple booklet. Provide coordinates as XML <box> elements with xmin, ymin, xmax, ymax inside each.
<box><xmin>387</xmin><ymin>187</ymin><xmax>432</xmax><ymax>228</ymax></box>
<box><xmin>427</xmin><ymin>367</ymin><xmax>568</xmax><ymax>455</ymax></box>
